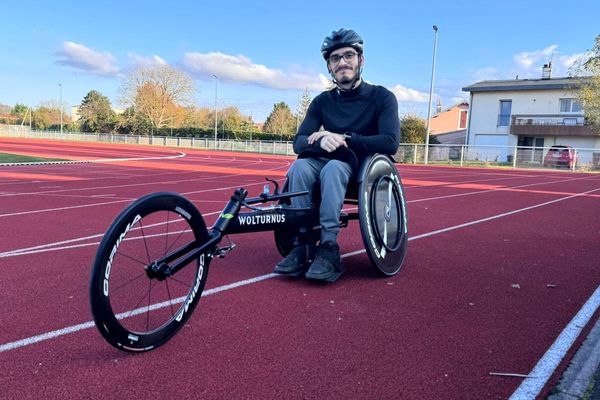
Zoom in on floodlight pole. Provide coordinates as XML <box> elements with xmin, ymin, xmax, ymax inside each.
<box><xmin>212</xmin><ymin>75</ymin><xmax>218</xmax><ymax>146</ymax></box>
<box><xmin>58</xmin><ymin>83</ymin><xmax>63</xmax><ymax>134</ymax></box>
<box><xmin>424</xmin><ymin>25</ymin><xmax>438</xmax><ymax>165</ymax></box>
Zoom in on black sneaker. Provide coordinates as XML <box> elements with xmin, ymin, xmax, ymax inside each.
<box><xmin>305</xmin><ymin>241</ymin><xmax>343</xmax><ymax>282</ymax></box>
<box><xmin>274</xmin><ymin>244</ymin><xmax>314</xmax><ymax>276</ymax></box>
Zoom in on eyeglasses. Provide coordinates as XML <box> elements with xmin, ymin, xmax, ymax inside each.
<box><xmin>328</xmin><ymin>51</ymin><xmax>359</xmax><ymax>64</ymax></box>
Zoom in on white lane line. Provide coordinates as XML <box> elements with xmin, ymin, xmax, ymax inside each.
<box><xmin>0</xmin><ymin>151</ymin><xmax>186</xmax><ymax>167</ymax></box>
<box><xmin>0</xmin><ymin>181</ymin><xmax>266</xmax><ymax>219</ymax></box>
<box><xmin>1</xmin><ymin>185</ymin><xmax>599</xmax><ymax>356</ymax></box>
<box><xmin>509</xmin><ymin>286</ymin><xmax>600</xmax><ymax>399</ymax></box>
<box><xmin>0</xmin><ymin>273</ymin><xmax>277</xmax><ymax>353</ymax></box>
<box><xmin>2</xmin><ymin>183</ymin><xmax>600</xmax><ymax>400</ymax></box>
<box><xmin>0</xmin><ymin>173</ymin><xmax>592</xmax><ymax>255</ymax></box>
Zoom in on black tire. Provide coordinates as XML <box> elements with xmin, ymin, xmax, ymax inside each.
<box><xmin>274</xmin><ymin>228</ymin><xmax>295</xmax><ymax>257</ymax></box>
<box><xmin>90</xmin><ymin>192</ymin><xmax>211</xmax><ymax>352</ymax></box>
<box><xmin>358</xmin><ymin>155</ymin><xmax>408</xmax><ymax>276</ymax></box>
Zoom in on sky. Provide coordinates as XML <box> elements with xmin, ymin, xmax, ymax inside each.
<box><xmin>1</xmin><ymin>0</ymin><xmax>599</xmax><ymax>123</ymax></box>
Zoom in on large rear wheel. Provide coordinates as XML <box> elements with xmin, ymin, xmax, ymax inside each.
<box><xmin>358</xmin><ymin>155</ymin><xmax>408</xmax><ymax>276</ymax></box>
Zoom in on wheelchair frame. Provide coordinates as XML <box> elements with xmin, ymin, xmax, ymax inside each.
<box><xmin>89</xmin><ymin>153</ymin><xmax>408</xmax><ymax>352</ymax></box>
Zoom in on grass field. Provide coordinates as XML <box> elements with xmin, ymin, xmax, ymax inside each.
<box><xmin>0</xmin><ymin>153</ymin><xmax>67</xmax><ymax>163</ymax></box>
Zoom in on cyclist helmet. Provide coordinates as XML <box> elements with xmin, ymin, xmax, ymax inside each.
<box><xmin>321</xmin><ymin>28</ymin><xmax>364</xmax><ymax>60</ymax></box>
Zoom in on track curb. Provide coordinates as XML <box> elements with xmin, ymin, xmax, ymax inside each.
<box><xmin>548</xmin><ymin>313</ymin><xmax>600</xmax><ymax>399</ymax></box>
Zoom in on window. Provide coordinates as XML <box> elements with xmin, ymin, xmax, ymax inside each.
<box><xmin>559</xmin><ymin>98</ymin><xmax>582</xmax><ymax>113</ymax></box>
<box><xmin>498</xmin><ymin>100</ymin><xmax>512</xmax><ymax>126</ymax></box>
<box><xmin>459</xmin><ymin>110</ymin><xmax>468</xmax><ymax>129</ymax></box>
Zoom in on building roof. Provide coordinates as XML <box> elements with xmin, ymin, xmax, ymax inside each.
<box><xmin>431</xmin><ymin>129</ymin><xmax>466</xmax><ymax>145</ymax></box>
<box><xmin>462</xmin><ymin>76</ymin><xmax>586</xmax><ymax>93</ymax></box>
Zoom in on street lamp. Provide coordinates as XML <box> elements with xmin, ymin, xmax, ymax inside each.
<box><xmin>212</xmin><ymin>74</ymin><xmax>218</xmax><ymax>146</ymax></box>
<box><xmin>58</xmin><ymin>83</ymin><xmax>63</xmax><ymax>134</ymax></box>
<box><xmin>424</xmin><ymin>25</ymin><xmax>439</xmax><ymax>165</ymax></box>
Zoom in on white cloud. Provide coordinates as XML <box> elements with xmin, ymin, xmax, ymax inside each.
<box><xmin>511</xmin><ymin>45</ymin><xmax>586</xmax><ymax>78</ymax></box>
<box><xmin>471</xmin><ymin>45</ymin><xmax>587</xmax><ymax>82</ymax></box>
<box><xmin>513</xmin><ymin>45</ymin><xmax>558</xmax><ymax>71</ymax></box>
<box><xmin>56</xmin><ymin>41</ymin><xmax>120</xmax><ymax>77</ymax></box>
<box><xmin>127</xmin><ymin>53</ymin><xmax>167</xmax><ymax>67</ymax></box>
<box><xmin>181</xmin><ymin>51</ymin><xmax>328</xmax><ymax>91</ymax></box>
<box><xmin>390</xmin><ymin>84</ymin><xmax>428</xmax><ymax>102</ymax></box>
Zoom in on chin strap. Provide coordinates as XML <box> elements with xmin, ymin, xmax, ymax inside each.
<box><xmin>333</xmin><ymin>76</ymin><xmax>363</xmax><ymax>93</ymax></box>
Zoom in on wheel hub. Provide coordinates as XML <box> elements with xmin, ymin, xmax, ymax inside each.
<box><xmin>145</xmin><ymin>261</ymin><xmax>170</xmax><ymax>281</ymax></box>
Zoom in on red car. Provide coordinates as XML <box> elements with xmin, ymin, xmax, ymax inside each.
<box><xmin>543</xmin><ymin>145</ymin><xmax>576</xmax><ymax>169</ymax></box>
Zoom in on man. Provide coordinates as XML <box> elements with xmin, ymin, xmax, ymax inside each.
<box><xmin>274</xmin><ymin>28</ymin><xmax>400</xmax><ymax>282</ymax></box>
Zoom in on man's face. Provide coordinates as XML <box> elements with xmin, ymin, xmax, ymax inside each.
<box><xmin>327</xmin><ymin>46</ymin><xmax>362</xmax><ymax>84</ymax></box>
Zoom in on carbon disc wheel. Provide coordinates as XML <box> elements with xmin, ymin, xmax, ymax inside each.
<box><xmin>358</xmin><ymin>155</ymin><xmax>408</xmax><ymax>276</ymax></box>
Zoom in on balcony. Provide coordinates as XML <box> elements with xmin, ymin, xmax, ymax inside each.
<box><xmin>509</xmin><ymin>114</ymin><xmax>596</xmax><ymax>137</ymax></box>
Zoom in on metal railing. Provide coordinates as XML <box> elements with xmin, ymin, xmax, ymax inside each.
<box><xmin>397</xmin><ymin>143</ymin><xmax>600</xmax><ymax>172</ymax></box>
<box><xmin>512</xmin><ymin>114</ymin><xmax>585</xmax><ymax>126</ymax></box>
<box><xmin>2</xmin><ymin>125</ymin><xmax>599</xmax><ymax>172</ymax></box>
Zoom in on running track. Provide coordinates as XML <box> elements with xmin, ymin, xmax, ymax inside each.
<box><xmin>1</xmin><ymin>137</ymin><xmax>599</xmax><ymax>399</ymax></box>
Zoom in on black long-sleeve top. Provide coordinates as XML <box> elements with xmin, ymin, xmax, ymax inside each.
<box><xmin>293</xmin><ymin>81</ymin><xmax>400</xmax><ymax>170</ymax></box>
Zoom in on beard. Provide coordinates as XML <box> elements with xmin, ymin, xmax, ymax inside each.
<box><xmin>334</xmin><ymin>65</ymin><xmax>358</xmax><ymax>84</ymax></box>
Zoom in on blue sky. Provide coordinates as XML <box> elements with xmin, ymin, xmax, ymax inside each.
<box><xmin>1</xmin><ymin>0</ymin><xmax>598</xmax><ymax>122</ymax></box>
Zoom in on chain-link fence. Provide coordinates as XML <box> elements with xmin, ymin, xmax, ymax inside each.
<box><xmin>2</xmin><ymin>125</ymin><xmax>599</xmax><ymax>172</ymax></box>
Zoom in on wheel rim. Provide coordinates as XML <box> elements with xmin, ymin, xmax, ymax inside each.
<box><xmin>370</xmin><ymin>175</ymin><xmax>403</xmax><ymax>253</ymax></box>
<box><xmin>105</xmin><ymin>208</ymin><xmax>202</xmax><ymax>337</ymax></box>
<box><xmin>91</xmin><ymin>193</ymin><xmax>211</xmax><ymax>351</ymax></box>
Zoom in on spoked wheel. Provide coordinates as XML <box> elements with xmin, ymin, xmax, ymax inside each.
<box><xmin>90</xmin><ymin>192</ymin><xmax>211</xmax><ymax>352</ymax></box>
<box><xmin>358</xmin><ymin>154</ymin><xmax>408</xmax><ymax>276</ymax></box>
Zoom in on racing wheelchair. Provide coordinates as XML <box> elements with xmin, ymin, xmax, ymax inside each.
<box><xmin>89</xmin><ymin>152</ymin><xmax>408</xmax><ymax>352</ymax></box>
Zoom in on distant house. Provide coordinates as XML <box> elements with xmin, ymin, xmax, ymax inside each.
<box><xmin>462</xmin><ymin>64</ymin><xmax>599</xmax><ymax>163</ymax></box>
<box><xmin>429</xmin><ymin>100</ymin><xmax>468</xmax><ymax>144</ymax></box>
<box><xmin>0</xmin><ymin>114</ymin><xmax>19</xmax><ymax>124</ymax></box>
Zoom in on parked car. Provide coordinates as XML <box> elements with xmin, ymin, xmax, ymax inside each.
<box><xmin>543</xmin><ymin>145</ymin><xmax>576</xmax><ymax>169</ymax></box>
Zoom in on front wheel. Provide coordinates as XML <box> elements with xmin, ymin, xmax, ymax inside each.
<box><xmin>89</xmin><ymin>192</ymin><xmax>211</xmax><ymax>352</ymax></box>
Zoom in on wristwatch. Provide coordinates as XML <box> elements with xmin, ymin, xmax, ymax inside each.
<box><xmin>343</xmin><ymin>132</ymin><xmax>352</xmax><ymax>142</ymax></box>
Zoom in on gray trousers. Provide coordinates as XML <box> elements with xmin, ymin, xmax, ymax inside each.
<box><xmin>286</xmin><ymin>157</ymin><xmax>353</xmax><ymax>243</ymax></box>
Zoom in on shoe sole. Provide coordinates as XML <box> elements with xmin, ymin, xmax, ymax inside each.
<box><xmin>275</xmin><ymin>269</ymin><xmax>307</xmax><ymax>277</ymax></box>
<box><xmin>305</xmin><ymin>270</ymin><xmax>343</xmax><ymax>283</ymax></box>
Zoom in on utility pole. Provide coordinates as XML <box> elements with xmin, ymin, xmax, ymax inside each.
<box><xmin>424</xmin><ymin>25</ymin><xmax>439</xmax><ymax>165</ymax></box>
<box><xmin>212</xmin><ymin>75</ymin><xmax>218</xmax><ymax>146</ymax></box>
<box><xmin>59</xmin><ymin>83</ymin><xmax>63</xmax><ymax>134</ymax></box>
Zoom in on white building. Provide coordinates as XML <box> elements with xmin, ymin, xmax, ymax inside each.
<box><xmin>462</xmin><ymin>70</ymin><xmax>600</xmax><ymax>165</ymax></box>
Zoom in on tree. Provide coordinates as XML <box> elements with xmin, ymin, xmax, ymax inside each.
<box><xmin>78</xmin><ymin>90</ymin><xmax>116</xmax><ymax>133</ymax></box>
<box><xmin>297</xmin><ymin>88</ymin><xmax>312</xmax><ymax>127</ymax></box>
<box><xmin>11</xmin><ymin>103</ymin><xmax>28</xmax><ymax>117</ymax></box>
<box><xmin>32</xmin><ymin>107</ymin><xmax>53</xmax><ymax>130</ymax></box>
<box><xmin>119</xmin><ymin>64</ymin><xmax>196</xmax><ymax>132</ymax></box>
<box><xmin>400</xmin><ymin>114</ymin><xmax>440</xmax><ymax>144</ymax></box>
<box><xmin>263</xmin><ymin>102</ymin><xmax>296</xmax><ymax>139</ymax></box>
<box><xmin>116</xmin><ymin>107</ymin><xmax>152</xmax><ymax>135</ymax></box>
<box><xmin>9</xmin><ymin>103</ymin><xmax>29</xmax><ymax>124</ymax></box>
<box><xmin>570</xmin><ymin>34</ymin><xmax>600</xmax><ymax>133</ymax></box>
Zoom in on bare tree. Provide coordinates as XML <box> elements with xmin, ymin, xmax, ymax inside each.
<box><xmin>119</xmin><ymin>64</ymin><xmax>196</xmax><ymax>132</ymax></box>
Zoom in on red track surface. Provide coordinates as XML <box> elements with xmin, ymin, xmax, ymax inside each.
<box><xmin>1</xmin><ymin>137</ymin><xmax>599</xmax><ymax>399</ymax></box>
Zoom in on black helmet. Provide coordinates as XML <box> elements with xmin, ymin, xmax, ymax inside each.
<box><xmin>321</xmin><ymin>28</ymin><xmax>364</xmax><ymax>60</ymax></box>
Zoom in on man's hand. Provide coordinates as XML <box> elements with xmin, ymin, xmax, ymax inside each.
<box><xmin>307</xmin><ymin>131</ymin><xmax>347</xmax><ymax>153</ymax></box>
